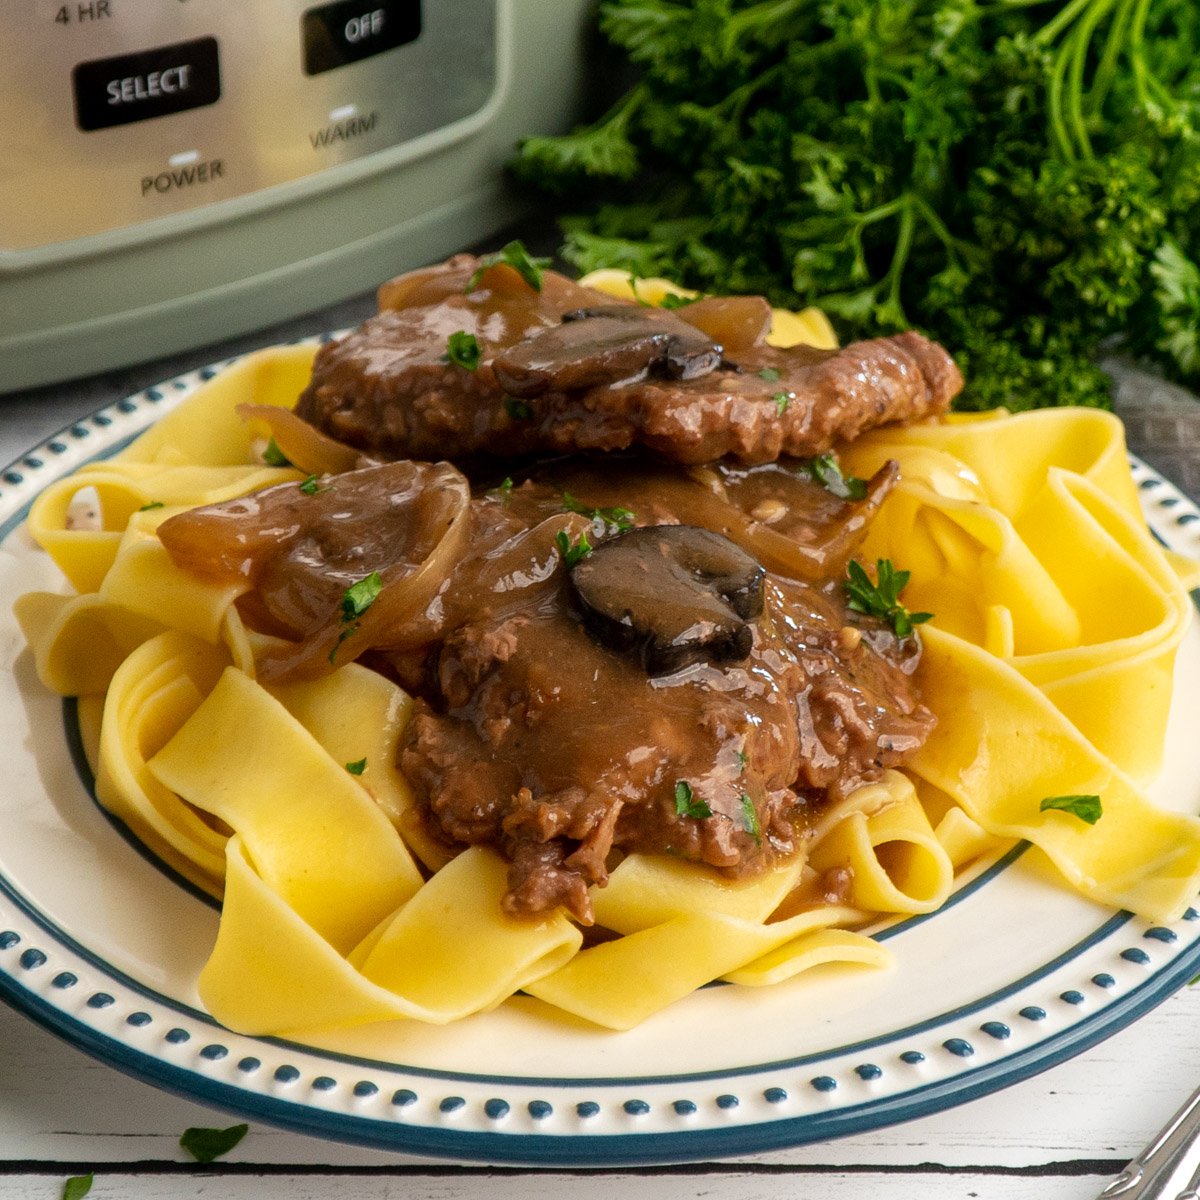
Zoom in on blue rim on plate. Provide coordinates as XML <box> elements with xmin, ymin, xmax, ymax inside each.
<box><xmin>0</xmin><ymin>345</ymin><xmax>1197</xmax><ymax>1165</ymax></box>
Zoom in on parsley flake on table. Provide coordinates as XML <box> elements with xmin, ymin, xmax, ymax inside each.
<box><xmin>674</xmin><ymin>780</ymin><xmax>712</xmax><ymax>820</ymax></box>
<box><xmin>262</xmin><ymin>437</ymin><xmax>291</xmax><ymax>467</ymax></box>
<box><xmin>61</xmin><ymin>1176</ymin><xmax>93</xmax><ymax>1200</ymax></box>
<box><xmin>555</xmin><ymin>528</ymin><xmax>593</xmax><ymax>567</ymax></box>
<box><xmin>467</xmin><ymin>239</ymin><xmax>552</xmax><ymax>293</ymax></box>
<box><xmin>444</xmin><ymin>330</ymin><xmax>482</xmax><ymax>371</ymax></box>
<box><xmin>808</xmin><ymin>454</ymin><xmax>868</xmax><ymax>501</ymax></box>
<box><xmin>562</xmin><ymin>490</ymin><xmax>636</xmax><ymax>532</ymax></box>
<box><xmin>345</xmin><ymin>758</ymin><xmax>367</xmax><ymax>775</ymax></box>
<box><xmin>179</xmin><ymin>1122</ymin><xmax>249</xmax><ymax>1164</ymax></box>
<box><xmin>1039</xmin><ymin>794</ymin><xmax>1103</xmax><ymax>825</ymax></box>
<box><xmin>844</xmin><ymin>559</ymin><xmax>932</xmax><ymax>639</ymax></box>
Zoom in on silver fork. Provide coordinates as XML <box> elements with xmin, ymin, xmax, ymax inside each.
<box><xmin>1098</xmin><ymin>1084</ymin><xmax>1200</xmax><ymax>1198</ymax></box>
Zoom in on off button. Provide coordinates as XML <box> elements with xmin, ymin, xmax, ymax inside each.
<box><xmin>72</xmin><ymin>37</ymin><xmax>221</xmax><ymax>132</ymax></box>
<box><xmin>302</xmin><ymin>0</ymin><xmax>421</xmax><ymax>75</ymax></box>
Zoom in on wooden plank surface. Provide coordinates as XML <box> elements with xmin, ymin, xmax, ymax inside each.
<box><xmin>0</xmin><ymin>1174</ymin><xmax>1136</xmax><ymax>1200</ymax></box>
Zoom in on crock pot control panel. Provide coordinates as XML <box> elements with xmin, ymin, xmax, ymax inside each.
<box><xmin>1</xmin><ymin>0</ymin><xmax>496</xmax><ymax>254</ymax></box>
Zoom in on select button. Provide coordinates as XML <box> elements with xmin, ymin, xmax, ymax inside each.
<box><xmin>302</xmin><ymin>0</ymin><xmax>421</xmax><ymax>76</ymax></box>
<box><xmin>72</xmin><ymin>37</ymin><xmax>221</xmax><ymax>133</ymax></box>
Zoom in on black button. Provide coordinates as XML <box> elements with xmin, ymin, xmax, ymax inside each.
<box><xmin>301</xmin><ymin>0</ymin><xmax>421</xmax><ymax>76</ymax></box>
<box><xmin>72</xmin><ymin>37</ymin><xmax>221</xmax><ymax>133</ymax></box>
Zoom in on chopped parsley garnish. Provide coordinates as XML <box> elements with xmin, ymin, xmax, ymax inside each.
<box><xmin>808</xmin><ymin>453</ymin><xmax>868</xmax><ymax>501</ymax></box>
<box><xmin>504</xmin><ymin>395</ymin><xmax>534</xmax><ymax>420</ymax></box>
<box><xmin>659</xmin><ymin>292</ymin><xmax>695</xmax><ymax>310</ymax></box>
<box><xmin>773</xmin><ymin>391</ymin><xmax>791</xmax><ymax>416</ymax></box>
<box><xmin>180</xmin><ymin>1123</ymin><xmax>249</xmax><ymax>1164</ymax></box>
<box><xmin>444</xmin><ymin>330</ymin><xmax>482</xmax><ymax>371</ymax></box>
<box><xmin>561</xmin><ymin>490</ymin><xmax>636</xmax><ymax>532</ymax></box>
<box><xmin>844</xmin><ymin>559</ymin><xmax>933</xmax><ymax>639</ymax></box>
<box><xmin>627</xmin><ymin>273</ymin><xmax>651</xmax><ymax>306</ymax></box>
<box><xmin>340</xmin><ymin>571</ymin><xmax>383</xmax><ymax>621</ymax></box>
<box><xmin>739</xmin><ymin>793</ymin><xmax>761</xmax><ymax>841</ymax></box>
<box><xmin>345</xmin><ymin>758</ymin><xmax>367</xmax><ymax>775</ymax></box>
<box><xmin>61</xmin><ymin>1177</ymin><xmax>93</xmax><ymax>1200</ymax></box>
<box><xmin>262</xmin><ymin>437</ymin><xmax>291</xmax><ymax>467</ymax></box>
<box><xmin>329</xmin><ymin>624</ymin><xmax>358</xmax><ymax>665</ymax></box>
<box><xmin>735</xmin><ymin>750</ymin><xmax>748</xmax><ymax>773</ymax></box>
<box><xmin>138</xmin><ymin>501</ymin><xmax>164</xmax><ymax>511</ymax></box>
<box><xmin>493</xmin><ymin>476</ymin><xmax>515</xmax><ymax>500</ymax></box>
<box><xmin>555</xmin><ymin>528</ymin><xmax>593</xmax><ymax>567</ymax></box>
<box><xmin>674</xmin><ymin>780</ymin><xmax>712</xmax><ymax>820</ymax></box>
<box><xmin>299</xmin><ymin>474</ymin><xmax>323</xmax><ymax>495</ymax></box>
<box><xmin>757</xmin><ymin>367</ymin><xmax>781</xmax><ymax>382</ymax></box>
<box><xmin>1039</xmin><ymin>794</ymin><xmax>1103</xmax><ymax>825</ymax></box>
<box><xmin>467</xmin><ymin>239</ymin><xmax>551</xmax><ymax>293</ymax></box>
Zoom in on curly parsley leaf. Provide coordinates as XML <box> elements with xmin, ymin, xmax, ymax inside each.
<box><xmin>444</xmin><ymin>331</ymin><xmax>482</xmax><ymax>371</ymax></box>
<box><xmin>513</xmin><ymin>1</ymin><xmax>1200</xmax><ymax>407</ymax></box>
<box><xmin>61</xmin><ymin>1177</ymin><xmax>93</xmax><ymax>1200</ymax></box>
<box><xmin>180</xmin><ymin>1123</ymin><xmax>249</xmax><ymax>1164</ymax></box>
<box><xmin>512</xmin><ymin>86</ymin><xmax>644</xmax><ymax>194</ymax></box>
<box><xmin>844</xmin><ymin>559</ymin><xmax>932</xmax><ymax>639</ymax></box>
<box><xmin>340</xmin><ymin>572</ymin><xmax>383</xmax><ymax>622</ymax></box>
<box><xmin>807</xmin><ymin>454</ymin><xmax>868</xmax><ymax>501</ymax></box>
<box><xmin>468</xmin><ymin>240</ymin><xmax>552</xmax><ymax>293</ymax></box>
<box><xmin>1039</xmin><ymin>794</ymin><xmax>1103</xmax><ymax>825</ymax></box>
<box><xmin>555</xmin><ymin>528</ymin><xmax>593</xmax><ymax>567</ymax></box>
<box><xmin>674</xmin><ymin>780</ymin><xmax>712</xmax><ymax>820</ymax></box>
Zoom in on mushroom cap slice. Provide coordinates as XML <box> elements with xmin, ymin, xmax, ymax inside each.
<box><xmin>568</xmin><ymin>525</ymin><xmax>765</xmax><ymax>675</ymax></box>
<box><xmin>492</xmin><ymin>305</ymin><xmax>723</xmax><ymax>398</ymax></box>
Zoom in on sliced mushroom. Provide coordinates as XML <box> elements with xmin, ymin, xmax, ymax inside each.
<box><xmin>492</xmin><ymin>305</ymin><xmax>722</xmax><ymax>398</ymax></box>
<box><xmin>568</xmin><ymin>525</ymin><xmax>765</xmax><ymax>675</ymax></box>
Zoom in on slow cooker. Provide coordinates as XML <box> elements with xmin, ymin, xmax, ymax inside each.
<box><xmin>0</xmin><ymin>0</ymin><xmax>596</xmax><ymax>391</ymax></box>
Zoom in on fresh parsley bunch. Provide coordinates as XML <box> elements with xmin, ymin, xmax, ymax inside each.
<box><xmin>513</xmin><ymin>0</ymin><xmax>1200</xmax><ymax>410</ymax></box>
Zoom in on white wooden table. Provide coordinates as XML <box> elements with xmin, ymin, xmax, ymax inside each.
<box><xmin>3</xmin><ymin>304</ymin><xmax>1198</xmax><ymax>1200</ymax></box>
<box><xmin>0</xmin><ymin>985</ymin><xmax>1196</xmax><ymax>1199</ymax></box>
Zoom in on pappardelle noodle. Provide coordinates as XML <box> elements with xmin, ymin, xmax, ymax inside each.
<box><xmin>15</xmin><ymin>272</ymin><xmax>1200</xmax><ymax>1034</ymax></box>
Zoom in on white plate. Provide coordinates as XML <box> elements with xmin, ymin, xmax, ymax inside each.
<box><xmin>0</xmin><ymin>349</ymin><xmax>1198</xmax><ymax>1166</ymax></box>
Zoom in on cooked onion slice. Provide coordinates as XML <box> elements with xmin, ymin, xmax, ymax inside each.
<box><xmin>158</xmin><ymin>461</ymin><xmax>471</xmax><ymax>681</ymax></box>
<box><xmin>237</xmin><ymin>404</ymin><xmax>364</xmax><ymax>476</ymax></box>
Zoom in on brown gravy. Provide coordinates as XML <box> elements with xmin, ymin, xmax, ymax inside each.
<box><xmin>159</xmin><ymin>455</ymin><xmax>934</xmax><ymax>923</ymax></box>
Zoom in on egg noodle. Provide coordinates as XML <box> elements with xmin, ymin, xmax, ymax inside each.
<box><xmin>14</xmin><ymin>276</ymin><xmax>1200</xmax><ymax>1034</ymax></box>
